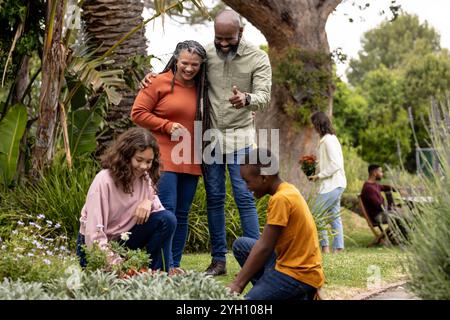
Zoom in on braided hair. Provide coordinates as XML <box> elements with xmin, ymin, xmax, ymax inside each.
<box><xmin>160</xmin><ymin>40</ymin><xmax>212</xmax><ymax>147</ymax></box>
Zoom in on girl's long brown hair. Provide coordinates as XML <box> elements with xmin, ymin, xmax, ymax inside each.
<box><xmin>100</xmin><ymin>127</ymin><xmax>160</xmax><ymax>194</ymax></box>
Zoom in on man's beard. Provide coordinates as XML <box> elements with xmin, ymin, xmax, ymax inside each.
<box><xmin>215</xmin><ymin>42</ymin><xmax>239</xmax><ymax>62</ymax></box>
<box><xmin>375</xmin><ymin>176</ymin><xmax>382</xmax><ymax>181</ymax></box>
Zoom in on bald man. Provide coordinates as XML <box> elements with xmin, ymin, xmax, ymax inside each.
<box><xmin>201</xmin><ymin>9</ymin><xmax>272</xmax><ymax>276</ymax></box>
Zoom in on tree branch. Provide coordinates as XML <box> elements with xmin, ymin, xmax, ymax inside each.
<box><xmin>317</xmin><ymin>0</ymin><xmax>342</xmax><ymax>19</ymax></box>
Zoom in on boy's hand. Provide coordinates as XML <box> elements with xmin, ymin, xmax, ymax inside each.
<box><xmin>135</xmin><ymin>199</ymin><xmax>153</xmax><ymax>224</ymax></box>
<box><xmin>228</xmin><ymin>85</ymin><xmax>246</xmax><ymax>109</ymax></box>
<box><xmin>139</xmin><ymin>72</ymin><xmax>157</xmax><ymax>89</ymax></box>
<box><xmin>227</xmin><ymin>282</ymin><xmax>244</xmax><ymax>295</ymax></box>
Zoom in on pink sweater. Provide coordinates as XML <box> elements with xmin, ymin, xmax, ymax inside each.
<box><xmin>79</xmin><ymin>169</ymin><xmax>165</xmax><ymax>248</ymax></box>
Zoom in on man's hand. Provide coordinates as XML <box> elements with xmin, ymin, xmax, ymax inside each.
<box><xmin>308</xmin><ymin>175</ymin><xmax>319</xmax><ymax>182</ymax></box>
<box><xmin>227</xmin><ymin>282</ymin><xmax>244</xmax><ymax>295</ymax></box>
<box><xmin>229</xmin><ymin>85</ymin><xmax>246</xmax><ymax>109</ymax></box>
<box><xmin>139</xmin><ymin>72</ymin><xmax>158</xmax><ymax>89</ymax></box>
<box><xmin>134</xmin><ymin>199</ymin><xmax>153</xmax><ymax>225</ymax></box>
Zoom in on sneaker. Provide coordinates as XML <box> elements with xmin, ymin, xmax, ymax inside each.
<box><xmin>205</xmin><ymin>260</ymin><xmax>227</xmax><ymax>276</ymax></box>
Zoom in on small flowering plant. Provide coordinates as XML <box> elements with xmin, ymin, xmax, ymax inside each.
<box><xmin>0</xmin><ymin>213</ymin><xmax>76</xmax><ymax>282</ymax></box>
<box><xmin>84</xmin><ymin>232</ymin><xmax>150</xmax><ymax>278</ymax></box>
<box><xmin>298</xmin><ymin>154</ymin><xmax>317</xmax><ymax>177</ymax></box>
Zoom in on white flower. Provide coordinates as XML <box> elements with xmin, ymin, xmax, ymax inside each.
<box><xmin>17</xmin><ymin>221</ymin><xmax>24</xmax><ymax>226</ymax></box>
<box><xmin>37</xmin><ymin>214</ymin><xmax>45</xmax><ymax>220</ymax></box>
<box><xmin>1</xmin><ymin>245</ymin><xmax>6</xmax><ymax>250</ymax></box>
<box><xmin>46</xmin><ymin>250</ymin><xmax>54</xmax><ymax>256</ymax></box>
<box><xmin>59</xmin><ymin>245</ymin><xmax>66</xmax><ymax>251</ymax></box>
<box><xmin>43</xmin><ymin>259</ymin><xmax>51</xmax><ymax>265</ymax></box>
<box><xmin>12</xmin><ymin>230</ymin><xmax>18</xmax><ymax>235</ymax></box>
<box><xmin>27</xmin><ymin>253</ymin><xmax>34</xmax><ymax>257</ymax></box>
<box><xmin>120</xmin><ymin>232</ymin><xmax>132</xmax><ymax>241</ymax></box>
<box><xmin>29</xmin><ymin>222</ymin><xmax>41</xmax><ymax>229</ymax></box>
<box><xmin>54</xmin><ymin>223</ymin><xmax>61</xmax><ymax>229</ymax></box>
<box><xmin>46</xmin><ymin>220</ymin><xmax>53</xmax><ymax>226</ymax></box>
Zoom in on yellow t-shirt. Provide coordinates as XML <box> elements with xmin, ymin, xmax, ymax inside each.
<box><xmin>267</xmin><ymin>182</ymin><xmax>325</xmax><ymax>288</ymax></box>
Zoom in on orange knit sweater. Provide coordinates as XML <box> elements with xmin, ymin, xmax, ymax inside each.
<box><xmin>131</xmin><ymin>71</ymin><xmax>201</xmax><ymax>175</ymax></box>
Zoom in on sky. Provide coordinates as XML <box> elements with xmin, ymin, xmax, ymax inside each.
<box><xmin>143</xmin><ymin>0</ymin><xmax>450</xmax><ymax>80</ymax></box>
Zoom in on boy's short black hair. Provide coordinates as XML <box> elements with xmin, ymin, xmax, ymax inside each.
<box><xmin>368</xmin><ymin>164</ymin><xmax>381</xmax><ymax>174</ymax></box>
<box><xmin>240</xmin><ymin>148</ymin><xmax>279</xmax><ymax>176</ymax></box>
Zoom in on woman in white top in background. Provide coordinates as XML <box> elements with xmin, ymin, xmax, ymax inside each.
<box><xmin>308</xmin><ymin>111</ymin><xmax>347</xmax><ymax>254</ymax></box>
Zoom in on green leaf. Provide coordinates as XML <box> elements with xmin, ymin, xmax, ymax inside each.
<box><xmin>67</xmin><ymin>43</ymin><xmax>125</xmax><ymax>106</ymax></box>
<box><xmin>68</xmin><ymin>99</ymin><xmax>104</xmax><ymax>157</ymax></box>
<box><xmin>0</xmin><ymin>103</ymin><xmax>27</xmax><ymax>186</ymax></box>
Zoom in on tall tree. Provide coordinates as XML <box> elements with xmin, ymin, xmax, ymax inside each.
<box><xmin>348</xmin><ymin>13</ymin><xmax>441</xmax><ymax>85</ymax></box>
<box><xmin>81</xmin><ymin>0</ymin><xmax>149</xmax><ymax>154</ymax></box>
<box><xmin>222</xmin><ymin>0</ymin><xmax>341</xmax><ymax>184</ymax></box>
<box><xmin>31</xmin><ymin>0</ymin><xmax>67</xmax><ymax>176</ymax></box>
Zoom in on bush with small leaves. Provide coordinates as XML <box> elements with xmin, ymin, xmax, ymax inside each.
<box><xmin>0</xmin><ymin>269</ymin><xmax>241</xmax><ymax>300</ymax></box>
<box><xmin>0</xmin><ymin>214</ymin><xmax>78</xmax><ymax>283</ymax></box>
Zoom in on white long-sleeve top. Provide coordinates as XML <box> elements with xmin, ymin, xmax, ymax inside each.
<box><xmin>317</xmin><ymin>134</ymin><xmax>347</xmax><ymax>194</ymax></box>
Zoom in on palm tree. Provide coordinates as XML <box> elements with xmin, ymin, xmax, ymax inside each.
<box><xmin>81</xmin><ymin>0</ymin><xmax>149</xmax><ymax>154</ymax></box>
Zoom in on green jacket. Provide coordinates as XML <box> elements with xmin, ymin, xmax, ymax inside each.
<box><xmin>206</xmin><ymin>38</ymin><xmax>272</xmax><ymax>154</ymax></box>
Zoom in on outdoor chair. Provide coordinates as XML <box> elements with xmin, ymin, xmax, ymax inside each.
<box><xmin>357</xmin><ymin>194</ymin><xmax>390</xmax><ymax>247</ymax></box>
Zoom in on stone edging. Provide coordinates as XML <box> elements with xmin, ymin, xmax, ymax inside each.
<box><xmin>350</xmin><ymin>280</ymin><xmax>409</xmax><ymax>300</ymax></box>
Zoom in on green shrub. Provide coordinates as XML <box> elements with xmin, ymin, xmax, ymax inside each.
<box><xmin>342</xmin><ymin>144</ymin><xmax>368</xmax><ymax>195</ymax></box>
<box><xmin>0</xmin><ymin>155</ymin><xmax>99</xmax><ymax>244</ymax></box>
<box><xmin>0</xmin><ymin>269</ymin><xmax>240</xmax><ymax>300</ymax></box>
<box><xmin>84</xmin><ymin>239</ymin><xmax>150</xmax><ymax>275</ymax></box>
<box><xmin>0</xmin><ymin>213</ymin><xmax>78</xmax><ymax>283</ymax></box>
<box><xmin>389</xmin><ymin>99</ymin><xmax>450</xmax><ymax>299</ymax></box>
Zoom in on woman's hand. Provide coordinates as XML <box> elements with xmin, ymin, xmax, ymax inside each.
<box><xmin>134</xmin><ymin>199</ymin><xmax>153</xmax><ymax>225</ymax></box>
<box><xmin>170</xmin><ymin>122</ymin><xmax>188</xmax><ymax>137</ymax></box>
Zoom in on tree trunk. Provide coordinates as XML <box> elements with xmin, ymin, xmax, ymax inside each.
<box><xmin>223</xmin><ymin>0</ymin><xmax>341</xmax><ymax>188</ymax></box>
<box><xmin>31</xmin><ymin>0</ymin><xmax>67</xmax><ymax>177</ymax></box>
<box><xmin>14</xmin><ymin>55</ymin><xmax>30</xmax><ymax>182</ymax></box>
<box><xmin>82</xmin><ymin>0</ymin><xmax>148</xmax><ymax>155</ymax></box>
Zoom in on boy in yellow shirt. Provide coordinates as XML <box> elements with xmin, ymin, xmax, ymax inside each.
<box><xmin>228</xmin><ymin>148</ymin><xmax>325</xmax><ymax>300</ymax></box>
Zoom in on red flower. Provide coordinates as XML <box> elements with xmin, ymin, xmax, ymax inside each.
<box><xmin>298</xmin><ymin>154</ymin><xmax>317</xmax><ymax>177</ymax></box>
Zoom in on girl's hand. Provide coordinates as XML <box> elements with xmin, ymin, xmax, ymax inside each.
<box><xmin>135</xmin><ymin>199</ymin><xmax>153</xmax><ymax>225</ymax></box>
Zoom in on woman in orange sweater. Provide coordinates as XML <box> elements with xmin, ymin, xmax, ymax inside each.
<box><xmin>131</xmin><ymin>40</ymin><xmax>210</xmax><ymax>273</ymax></box>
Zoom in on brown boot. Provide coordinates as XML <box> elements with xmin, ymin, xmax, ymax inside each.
<box><xmin>204</xmin><ymin>260</ymin><xmax>227</xmax><ymax>276</ymax></box>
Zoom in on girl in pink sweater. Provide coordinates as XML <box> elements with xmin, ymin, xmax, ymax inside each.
<box><xmin>76</xmin><ymin>127</ymin><xmax>176</xmax><ymax>271</ymax></box>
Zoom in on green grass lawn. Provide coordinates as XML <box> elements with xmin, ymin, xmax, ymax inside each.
<box><xmin>180</xmin><ymin>209</ymin><xmax>407</xmax><ymax>299</ymax></box>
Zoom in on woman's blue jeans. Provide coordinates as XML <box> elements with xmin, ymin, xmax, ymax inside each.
<box><xmin>157</xmin><ymin>171</ymin><xmax>199</xmax><ymax>268</ymax></box>
<box><xmin>232</xmin><ymin>237</ymin><xmax>316</xmax><ymax>300</ymax></box>
<box><xmin>314</xmin><ymin>187</ymin><xmax>345</xmax><ymax>249</ymax></box>
<box><xmin>76</xmin><ymin>209</ymin><xmax>176</xmax><ymax>271</ymax></box>
<box><xmin>203</xmin><ymin>147</ymin><xmax>260</xmax><ymax>262</ymax></box>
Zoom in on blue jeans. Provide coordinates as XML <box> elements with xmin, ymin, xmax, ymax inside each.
<box><xmin>157</xmin><ymin>171</ymin><xmax>199</xmax><ymax>268</ymax></box>
<box><xmin>314</xmin><ymin>187</ymin><xmax>345</xmax><ymax>249</ymax></box>
<box><xmin>232</xmin><ymin>237</ymin><xmax>316</xmax><ymax>300</ymax></box>
<box><xmin>76</xmin><ymin>210</ymin><xmax>176</xmax><ymax>271</ymax></box>
<box><xmin>203</xmin><ymin>147</ymin><xmax>260</xmax><ymax>262</ymax></box>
